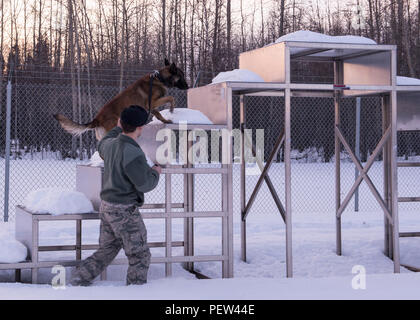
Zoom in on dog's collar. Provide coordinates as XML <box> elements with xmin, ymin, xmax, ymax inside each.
<box><xmin>151</xmin><ymin>70</ymin><xmax>166</xmax><ymax>84</ymax></box>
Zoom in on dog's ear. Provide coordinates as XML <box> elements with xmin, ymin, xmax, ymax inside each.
<box><xmin>169</xmin><ymin>62</ymin><xmax>177</xmax><ymax>74</ymax></box>
<box><xmin>164</xmin><ymin>58</ymin><xmax>170</xmax><ymax>66</ymax></box>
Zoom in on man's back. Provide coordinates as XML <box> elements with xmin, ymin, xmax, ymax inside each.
<box><xmin>98</xmin><ymin>127</ymin><xmax>160</xmax><ymax>206</ymax></box>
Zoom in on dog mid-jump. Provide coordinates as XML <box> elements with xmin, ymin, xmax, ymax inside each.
<box><xmin>54</xmin><ymin>59</ymin><xmax>189</xmax><ymax>140</ymax></box>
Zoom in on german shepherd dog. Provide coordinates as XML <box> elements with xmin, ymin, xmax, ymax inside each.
<box><xmin>54</xmin><ymin>59</ymin><xmax>189</xmax><ymax>140</ymax></box>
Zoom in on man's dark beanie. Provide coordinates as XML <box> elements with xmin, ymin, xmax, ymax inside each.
<box><xmin>120</xmin><ymin>105</ymin><xmax>149</xmax><ymax>127</ymax></box>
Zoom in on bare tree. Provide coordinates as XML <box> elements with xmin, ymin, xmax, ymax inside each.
<box><xmin>212</xmin><ymin>0</ymin><xmax>221</xmax><ymax>72</ymax></box>
<box><xmin>404</xmin><ymin>0</ymin><xmax>415</xmax><ymax>77</ymax></box>
<box><xmin>240</xmin><ymin>0</ymin><xmax>246</xmax><ymax>52</ymax></box>
<box><xmin>162</xmin><ymin>0</ymin><xmax>166</xmax><ymax>57</ymax></box>
<box><xmin>119</xmin><ymin>0</ymin><xmax>127</xmax><ymax>92</ymax></box>
<box><xmin>227</xmin><ymin>0</ymin><xmax>231</xmax><ymax>69</ymax></box>
<box><xmin>260</xmin><ymin>0</ymin><xmax>265</xmax><ymax>45</ymax></box>
<box><xmin>67</xmin><ymin>0</ymin><xmax>78</xmax><ymax>158</ymax></box>
<box><xmin>279</xmin><ymin>0</ymin><xmax>286</xmax><ymax>36</ymax></box>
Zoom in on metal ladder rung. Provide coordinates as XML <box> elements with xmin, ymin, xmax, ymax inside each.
<box><xmin>398</xmin><ymin>197</ymin><xmax>420</xmax><ymax>203</ymax></box>
<box><xmin>398</xmin><ymin>162</ymin><xmax>420</xmax><ymax>167</ymax></box>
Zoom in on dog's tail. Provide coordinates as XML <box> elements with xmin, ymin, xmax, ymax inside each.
<box><xmin>53</xmin><ymin>114</ymin><xmax>98</xmax><ymax>136</ymax></box>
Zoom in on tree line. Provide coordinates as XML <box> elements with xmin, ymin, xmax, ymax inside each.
<box><xmin>1</xmin><ymin>0</ymin><xmax>420</xmax><ymax>161</ymax></box>
<box><xmin>1</xmin><ymin>1</ymin><xmax>420</xmax><ymax>84</ymax></box>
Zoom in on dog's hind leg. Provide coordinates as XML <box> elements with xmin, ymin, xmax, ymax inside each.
<box><xmin>152</xmin><ymin>110</ymin><xmax>173</xmax><ymax>124</ymax></box>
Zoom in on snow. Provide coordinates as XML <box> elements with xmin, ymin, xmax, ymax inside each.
<box><xmin>0</xmin><ymin>239</ymin><xmax>27</xmax><ymax>264</ymax></box>
<box><xmin>149</xmin><ymin>108</ymin><xmax>213</xmax><ymax>125</ymax></box>
<box><xmin>2</xmin><ymin>159</ymin><xmax>420</xmax><ymax>298</ymax></box>
<box><xmin>88</xmin><ymin>151</ymin><xmax>104</xmax><ymax>167</ymax></box>
<box><xmin>0</xmin><ymin>226</ymin><xmax>27</xmax><ymax>263</ymax></box>
<box><xmin>88</xmin><ymin>151</ymin><xmax>154</xmax><ymax>168</ymax></box>
<box><xmin>275</xmin><ymin>30</ymin><xmax>377</xmax><ymax>45</ymax></box>
<box><xmin>212</xmin><ymin>69</ymin><xmax>264</xmax><ymax>84</ymax></box>
<box><xmin>23</xmin><ymin>188</ymin><xmax>94</xmax><ymax>215</ymax></box>
<box><xmin>1</xmin><ymin>273</ymin><xmax>420</xmax><ymax>300</ymax></box>
<box><xmin>397</xmin><ymin>76</ymin><xmax>420</xmax><ymax>86</ymax></box>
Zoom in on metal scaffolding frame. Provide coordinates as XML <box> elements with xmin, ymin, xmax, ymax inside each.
<box><xmin>75</xmin><ymin>123</ymin><xmax>234</xmax><ymax>280</ymax></box>
<box><xmin>232</xmin><ymin>40</ymin><xmax>405</xmax><ymax>277</ymax></box>
<box><xmin>4</xmin><ymin>123</ymin><xmax>234</xmax><ymax>283</ymax></box>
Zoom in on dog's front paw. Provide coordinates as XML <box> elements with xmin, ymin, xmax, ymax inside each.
<box><xmin>163</xmin><ymin>119</ymin><xmax>173</xmax><ymax>124</ymax></box>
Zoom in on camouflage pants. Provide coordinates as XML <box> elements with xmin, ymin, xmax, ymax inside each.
<box><xmin>73</xmin><ymin>200</ymin><xmax>151</xmax><ymax>285</ymax></box>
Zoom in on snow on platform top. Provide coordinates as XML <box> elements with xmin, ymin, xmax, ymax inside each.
<box><xmin>24</xmin><ymin>188</ymin><xmax>94</xmax><ymax>215</ymax></box>
<box><xmin>149</xmin><ymin>108</ymin><xmax>213</xmax><ymax>125</ymax></box>
<box><xmin>212</xmin><ymin>69</ymin><xmax>264</xmax><ymax>84</ymax></box>
<box><xmin>88</xmin><ymin>151</ymin><xmax>104</xmax><ymax>167</ymax></box>
<box><xmin>397</xmin><ymin>76</ymin><xmax>420</xmax><ymax>86</ymax></box>
<box><xmin>275</xmin><ymin>30</ymin><xmax>377</xmax><ymax>45</ymax></box>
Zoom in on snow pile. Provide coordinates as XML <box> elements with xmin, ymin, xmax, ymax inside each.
<box><xmin>88</xmin><ymin>151</ymin><xmax>104</xmax><ymax>167</ymax></box>
<box><xmin>212</xmin><ymin>69</ymin><xmax>264</xmax><ymax>84</ymax></box>
<box><xmin>149</xmin><ymin>108</ymin><xmax>213</xmax><ymax>125</ymax></box>
<box><xmin>275</xmin><ymin>30</ymin><xmax>377</xmax><ymax>45</ymax></box>
<box><xmin>0</xmin><ymin>238</ymin><xmax>28</xmax><ymax>264</ymax></box>
<box><xmin>0</xmin><ymin>225</ymin><xmax>28</xmax><ymax>263</ymax></box>
<box><xmin>24</xmin><ymin>188</ymin><xmax>94</xmax><ymax>215</ymax></box>
<box><xmin>397</xmin><ymin>76</ymin><xmax>420</xmax><ymax>86</ymax></box>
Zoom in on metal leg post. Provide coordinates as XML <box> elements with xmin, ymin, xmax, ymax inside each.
<box><xmin>31</xmin><ymin>219</ymin><xmax>39</xmax><ymax>284</ymax></box>
<box><xmin>240</xmin><ymin>95</ymin><xmax>247</xmax><ymax>262</ymax></box>
<box><xmin>390</xmin><ymin>65</ymin><xmax>401</xmax><ymax>272</ymax></box>
<box><xmin>165</xmin><ymin>172</ymin><xmax>172</xmax><ymax>276</ymax></box>
<box><xmin>285</xmin><ymin>88</ymin><xmax>293</xmax><ymax>278</ymax></box>
<box><xmin>382</xmin><ymin>95</ymin><xmax>391</xmax><ymax>258</ymax></box>
<box><xmin>76</xmin><ymin>220</ymin><xmax>82</xmax><ymax>261</ymax></box>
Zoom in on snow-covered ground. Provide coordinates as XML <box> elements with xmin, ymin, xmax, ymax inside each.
<box><xmin>1</xmin><ymin>160</ymin><xmax>420</xmax><ymax>299</ymax></box>
<box><xmin>2</xmin><ymin>273</ymin><xmax>420</xmax><ymax>300</ymax></box>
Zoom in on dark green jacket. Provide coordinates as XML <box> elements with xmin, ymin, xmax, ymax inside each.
<box><xmin>98</xmin><ymin>126</ymin><xmax>160</xmax><ymax>206</ymax></box>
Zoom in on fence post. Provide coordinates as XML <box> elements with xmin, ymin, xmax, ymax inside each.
<box><xmin>3</xmin><ymin>80</ymin><xmax>12</xmax><ymax>222</ymax></box>
<box><xmin>193</xmin><ymin>71</ymin><xmax>201</xmax><ymax>88</ymax></box>
<box><xmin>354</xmin><ymin>97</ymin><xmax>361</xmax><ymax>212</ymax></box>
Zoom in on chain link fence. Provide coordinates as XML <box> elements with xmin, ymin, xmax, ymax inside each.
<box><xmin>0</xmin><ymin>79</ymin><xmax>188</xmax><ymax>221</ymax></box>
<box><xmin>2</xmin><ymin>78</ymin><xmax>420</xmax><ymax>221</ymax></box>
<box><xmin>235</xmin><ymin>94</ymin><xmax>420</xmax><ymax>217</ymax></box>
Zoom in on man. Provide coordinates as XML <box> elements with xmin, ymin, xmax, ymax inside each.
<box><xmin>71</xmin><ymin>105</ymin><xmax>161</xmax><ymax>286</ymax></box>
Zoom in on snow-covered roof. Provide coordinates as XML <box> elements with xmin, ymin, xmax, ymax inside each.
<box><xmin>397</xmin><ymin>76</ymin><xmax>420</xmax><ymax>86</ymax></box>
<box><xmin>212</xmin><ymin>69</ymin><xmax>264</xmax><ymax>84</ymax></box>
<box><xmin>275</xmin><ymin>30</ymin><xmax>377</xmax><ymax>45</ymax></box>
<box><xmin>267</xmin><ymin>30</ymin><xmax>381</xmax><ymax>59</ymax></box>
<box><xmin>211</xmin><ymin>70</ymin><xmax>420</xmax><ymax>89</ymax></box>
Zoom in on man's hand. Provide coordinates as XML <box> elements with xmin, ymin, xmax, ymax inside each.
<box><xmin>117</xmin><ymin>118</ymin><xmax>122</xmax><ymax>128</ymax></box>
<box><xmin>152</xmin><ymin>164</ymin><xmax>162</xmax><ymax>174</ymax></box>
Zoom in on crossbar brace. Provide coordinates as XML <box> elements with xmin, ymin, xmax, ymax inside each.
<box><xmin>335</xmin><ymin>125</ymin><xmax>393</xmax><ymax>224</ymax></box>
<box><xmin>242</xmin><ymin>130</ymin><xmax>286</xmax><ymax>221</ymax></box>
